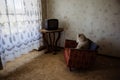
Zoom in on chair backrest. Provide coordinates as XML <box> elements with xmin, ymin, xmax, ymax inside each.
<box><xmin>65</xmin><ymin>39</ymin><xmax>78</xmax><ymax>48</ymax></box>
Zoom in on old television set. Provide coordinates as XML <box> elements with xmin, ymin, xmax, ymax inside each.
<box><xmin>45</xmin><ymin>19</ymin><xmax>58</xmax><ymax>30</ymax></box>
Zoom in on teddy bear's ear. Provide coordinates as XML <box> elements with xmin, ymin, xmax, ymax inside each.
<box><xmin>79</xmin><ymin>33</ymin><xmax>83</xmax><ymax>37</ymax></box>
<box><xmin>78</xmin><ymin>34</ymin><xmax>81</xmax><ymax>37</ymax></box>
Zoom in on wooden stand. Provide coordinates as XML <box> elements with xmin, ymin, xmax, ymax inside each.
<box><xmin>40</xmin><ymin>28</ymin><xmax>63</xmax><ymax>54</ymax></box>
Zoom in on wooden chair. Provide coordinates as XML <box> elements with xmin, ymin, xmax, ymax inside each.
<box><xmin>64</xmin><ymin>39</ymin><xmax>99</xmax><ymax>71</ymax></box>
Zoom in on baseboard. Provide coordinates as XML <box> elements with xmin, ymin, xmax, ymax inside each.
<box><xmin>97</xmin><ymin>53</ymin><xmax>120</xmax><ymax>59</ymax></box>
<box><xmin>60</xmin><ymin>46</ymin><xmax>120</xmax><ymax>59</ymax></box>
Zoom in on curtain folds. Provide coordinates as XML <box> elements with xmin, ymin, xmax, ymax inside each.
<box><xmin>0</xmin><ymin>0</ymin><xmax>43</xmax><ymax>68</ymax></box>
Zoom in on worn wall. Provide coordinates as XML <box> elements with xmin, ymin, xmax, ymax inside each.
<box><xmin>46</xmin><ymin>0</ymin><xmax>120</xmax><ymax>57</ymax></box>
<box><xmin>41</xmin><ymin>0</ymin><xmax>47</xmax><ymax>28</ymax></box>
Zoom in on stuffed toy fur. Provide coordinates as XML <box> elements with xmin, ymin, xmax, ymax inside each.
<box><xmin>76</xmin><ymin>34</ymin><xmax>89</xmax><ymax>49</ymax></box>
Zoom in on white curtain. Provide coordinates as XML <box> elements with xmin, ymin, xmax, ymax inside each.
<box><xmin>0</xmin><ymin>0</ymin><xmax>43</xmax><ymax>67</ymax></box>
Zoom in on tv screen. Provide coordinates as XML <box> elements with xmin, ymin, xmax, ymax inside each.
<box><xmin>45</xmin><ymin>19</ymin><xmax>58</xmax><ymax>30</ymax></box>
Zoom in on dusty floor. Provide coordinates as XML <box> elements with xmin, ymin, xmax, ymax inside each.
<box><xmin>0</xmin><ymin>50</ymin><xmax>120</xmax><ymax>80</ymax></box>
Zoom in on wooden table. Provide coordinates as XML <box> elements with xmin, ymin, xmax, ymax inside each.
<box><xmin>40</xmin><ymin>28</ymin><xmax>63</xmax><ymax>54</ymax></box>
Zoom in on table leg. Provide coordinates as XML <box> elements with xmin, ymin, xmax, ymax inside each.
<box><xmin>52</xmin><ymin>32</ymin><xmax>55</xmax><ymax>50</ymax></box>
<box><xmin>53</xmin><ymin>32</ymin><xmax>61</xmax><ymax>54</ymax></box>
<box><xmin>44</xmin><ymin>33</ymin><xmax>51</xmax><ymax>53</ymax></box>
<box><xmin>48</xmin><ymin>32</ymin><xmax>56</xmax><ymax>54</ymax></box>
<box><xmin>41</xmin><ymin>32</ymin><xmax>62</xmax><ymax>54</ymax></box>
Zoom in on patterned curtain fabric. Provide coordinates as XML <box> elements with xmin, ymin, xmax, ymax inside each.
<box><xmin>0</xmin><ymin>0</ymin><xmax>43</xmax><ymax>67</ymax></box>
